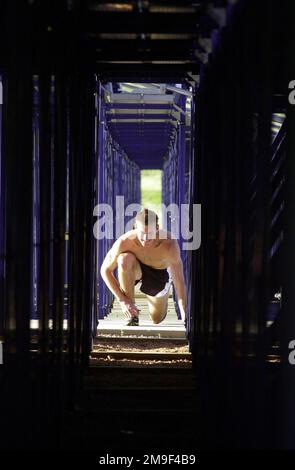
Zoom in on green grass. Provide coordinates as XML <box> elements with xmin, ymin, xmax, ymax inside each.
<box><xmin>140</xmin><ymin>170</ymin><xmax>162</xmax><ymax>224</ymax></box>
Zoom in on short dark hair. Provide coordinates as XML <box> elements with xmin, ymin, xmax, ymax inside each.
<box><xmin>135</xmin><ymin>208</ymin><xmax>159</xmax><ymax>226</ymax></box>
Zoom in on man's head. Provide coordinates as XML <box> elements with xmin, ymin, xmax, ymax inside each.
<box><xmin>134</xmin><ymin>208</ymin><xmax>159</xmax><ymax>246</ymax></box>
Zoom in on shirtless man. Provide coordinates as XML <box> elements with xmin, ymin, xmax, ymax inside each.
<box><xmin>100</xmin><ymin>208</ymin><xmax>187</xmax><ymax>326</ymax></box>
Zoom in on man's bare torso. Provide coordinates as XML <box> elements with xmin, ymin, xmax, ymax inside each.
<box><xmin>118</xmin><ymin>229</ymin><xmax>173</xmax><ymax>270</ymax></box>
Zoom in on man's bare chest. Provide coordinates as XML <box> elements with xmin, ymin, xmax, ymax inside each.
<box><xmin>129</xmin><ymin>245</ymin><xmax>169</xmax><ymax>269</ymax></box>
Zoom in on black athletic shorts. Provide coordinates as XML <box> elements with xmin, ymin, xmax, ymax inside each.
<box><xmin>134</xmin><ymin>259</ymin><xmax>172</xmax><ymax>297</ymax></box>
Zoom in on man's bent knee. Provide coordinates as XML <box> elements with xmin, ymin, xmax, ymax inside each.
<box><xmin>117</xmin><ymin>252</ymin><xmax>136</xmax><ymax>270</ymax></box>
<box><xmin>149</xmin><ymin>309</ymin><xmax>168</xmax><ymax>324</ymax></box>
<box><xmin>151</xmin><ymin>315</ymin><xmax>166</xmax><ymax>325</ymax></box>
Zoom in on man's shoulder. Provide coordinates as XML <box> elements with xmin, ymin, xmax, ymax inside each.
<box><xmin>158</xmin><ymin>229</ymin><xmax>177</xmax><ymax>243</ymax></box>
<box><xmin>159</xmin><ymin>234</ymin><xmax>180</xmax><ymax>258</ymax></box>
<box><xmin>119</xmin><ymin>229</ymin><xmax>137</xmax><ymax>241</ymax></box>
<box><xmin>113</xmin><ymin>230</ymin><xmax>137</xmax><ymax>248</ymax></box>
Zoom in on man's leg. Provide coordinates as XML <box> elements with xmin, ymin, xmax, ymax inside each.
<box><xmin>146</xmin><ymin>290</ymin><xmax>170</xmax><ymax>324</ymax></box>
<box><xmin>117</xmin><ymin>252</ymin><xmax>142</xmax><ymax>303</ymax></box>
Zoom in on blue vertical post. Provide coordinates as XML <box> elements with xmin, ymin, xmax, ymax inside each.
<box><xmin>32</xmin><ymin>75</ymin><xmax>40</xmax><ymax>320</ymax></box>
<box><xmin>49</xmin><ymin>75</ymin><xmax>55</xmax><ymax>321</ymax></box>
<box><xmin>178</xmin><ymin>93</ymin><xmax>187</xmax><ymax>226</ymax></box>
<box><xmin>0</xmin><ymin>76</ymin><xmax>4</xmax><ymax>335</ymax></box>
<box><xmin>98</xmin><ymin>82</ymin><xmax>106</xmax><ymax>320</ymax></box>
<box><xmin>187</xmin><ymin>87</ymin><xmax>196</xmax><ymax>345</ymax></box>
<box><xmin>178</xmin><ymin>94</ymin><xmax>189</xmax><ymax>321</ymax></box>
<box><xmin>91</xmin><ymin>75</ymin><xmax>100</xmax><ymax>335</ymax></box>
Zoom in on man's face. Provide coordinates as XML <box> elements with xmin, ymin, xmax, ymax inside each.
<box><xmin>135</xmin><ymin>222</ymin><xmax>159</xmax><ymax>247</ymax></box>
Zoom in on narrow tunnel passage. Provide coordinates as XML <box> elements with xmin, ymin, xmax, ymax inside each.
<box><xmin>0</xmin><ymin>0</ymin><xmax>294</xmax><ymax>458</ymax></box>
<box><xmin>95</xmin><ymin>82</ymin><xmax>193</xmax><ymax>356</ymax></box>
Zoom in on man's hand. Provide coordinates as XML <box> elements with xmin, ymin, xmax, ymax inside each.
<box><xmin>119</xmin><ymin>297</ymin><xmax>140</xmax><ymax>318</ymax></box>
<box><xmin>179</xmin><ymin>309</ymin><xmax>189</xmax><ymax>338</ymax></box>
<box><xmin>179</xmin><ymin>307</ymin><xmax>186</xmax><ymax>324</ymax></box>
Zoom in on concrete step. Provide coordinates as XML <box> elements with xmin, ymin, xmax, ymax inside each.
<box><xmin>93</xmin><ymin>336</ymin><xmax>188</xmax><ymax>346</ymax></box>
<box><xmin>95</xmin><ymin>333</ymin><xmax>186</xmax><ymax>341</ymax></box>
<box><xmin>90</xmin><ymin>357</ymin><xmax>191</xmax><ymax>368</ymax></box>
<box><xmin>82</xmin><ymin>388</ymin><xmax>198</xmax><ymax>411</ymax></box>
<box><xmin>97</xmin><ymin>325</ymin><xmax>186</xmax><ymax>339</ymax></box>
<box><xmin>92</xmin><ymin>336</ymin><xmax>189</xmax><ymax>352</ymax></box>
<box><xmin>85</xmin><ymin>365</ymin><xmax>196</xmax><ymax>382</ymax></box>
<box><xmin>85</xmin><ymin>365</ymin><xmax>196</xmax><ymax>389</ymax></box>
<box><xmin>103</xmin><ymin>314</ymin><xmax>178</xmax><ymax>321</ymax></box>
<box><xmin>91</xmin><ymin>351</ymin><xmax>192</xmax><ymax>360</ymax></box>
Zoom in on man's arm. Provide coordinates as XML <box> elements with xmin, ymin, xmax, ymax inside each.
<box><xmin>100</xmin><ymin>239</ymin><xmax>139</xmax><ymax>317</ymax></box>
<box><xmin>100</xmin><ymin>239</ymin><xmax>126</xmax><ymax>301</ymax></box>
<box><xmin>167</xmin><ymin>240</ymin><xmax>187</xmax><ymax>323</ymax></box>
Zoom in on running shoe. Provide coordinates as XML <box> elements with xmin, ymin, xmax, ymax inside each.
<box><xmin>126</xmin><ymin>315</ymin><xmax>139</xmax><ymax>326</ymax></box>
